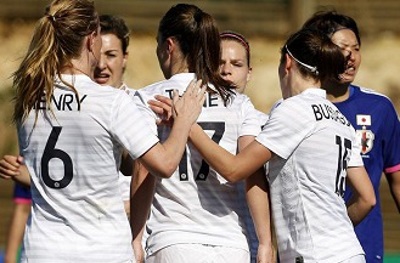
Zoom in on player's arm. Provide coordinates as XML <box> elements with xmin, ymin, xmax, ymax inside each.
<box><xmin>149</xmin><ymin>94</ymin><xmax>272</xmax><ymax>183</ymax></box>
<box><xmin>346</xmin><ymin>166</ymin><xmax>376</xmax><ymax>225</ymax></box>
<box><xmin>189</xmin><ymin>124</ymin><xmax>271</xmax><ymax>182</ymax></box>
<box><xmin>247</xmin><ymin>172</ymin><xmax>275</xmax><ymax>263</ymax></box>
<box><xmin>149</xmin><ymin>91</ymin><xmax>270</xmax><ymax>182</ymax></box>
<box><xmin>386</xmin><ymin>170</ymin><xmax>400</xmax><ymax>212</ymax></box>
<box><xmin>0</xmin><ymin>155</ymin><xmax>30</xmax><ymax>187</ymax></box>
<box><xmin>5</xmin><ymin>201</ymin><xmax>31</xmax><ymax>263</ymax></box>
<box><xmin>240</xmin><ymin>136</ymin><xmax>274</xmax><ymax>263</ymax></box>
<box><xmin>130</xmin><ymin>161</ymin><xmax>154</xmax><ymax>263</ymax></box>
<box><xmin>149</xmin><ymin>91</ymin><xmax>272</xmax><ymax>182</ymax></box>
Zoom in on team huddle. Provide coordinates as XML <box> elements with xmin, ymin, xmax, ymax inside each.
<box><xmin>0</xmin><ymin>1</ymin><xmax>399</xmax><ymax>263</ymax></box>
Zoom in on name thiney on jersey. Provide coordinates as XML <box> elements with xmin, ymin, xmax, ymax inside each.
<box><xmin>165</xmin><ymin>88</ymin><xmax>220</xmax><ymax>108</ymax></box>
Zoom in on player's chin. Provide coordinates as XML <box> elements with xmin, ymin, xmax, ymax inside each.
<box><xmin>340</xmin><ymin>74</ymin><xmax>355</xmax><ymax>84</ymax></box>
<box><xmin>94</xmin><ymin>77</ymin><xmax>110</xmax><ymax>85</ymax></box>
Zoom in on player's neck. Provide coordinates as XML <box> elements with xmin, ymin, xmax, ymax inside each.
<box><xmin>323</xmin><ymin>81</ymin><xmax>350</xmax><ymax>103</ymax></box>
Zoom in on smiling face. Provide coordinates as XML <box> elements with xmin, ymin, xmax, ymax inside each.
<box><xmin>94</xmin><ymin>33</ymin><xmax>128</xmax><ymax>88</ymax></box>
<box><xmin>330</xmin><ymin>28</ymin><xmax>361</xmax><ymax>84</ymax></box>
<box><xmin>219</xmin><ymin>39</ymin><xmax>251</xmax><ymax>93</ymax></box>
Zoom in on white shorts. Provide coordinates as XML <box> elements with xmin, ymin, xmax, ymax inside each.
<box><xmin>145</xmin><ymin>244</ymin><xmax>250</xmax><ymax>263</ymax></box>
<box><xmin>339</xmin><ymin>254</ymin><xmax>366</xmax><ymax>263</ymax></box>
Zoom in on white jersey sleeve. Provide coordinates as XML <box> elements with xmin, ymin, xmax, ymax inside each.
<box><xmin>256</xmin><ymin>96</ymin><xmax>314</xmax><ymax>159</ymax></box>
<box><xmin>110</xmin><ymin>90</ymin><xmax>159</xmax><ymax>159</ymax></box>
<box><xmin>348</xmin><ymin>136</ymin><xmax>364</xmax><ymax>167</ymax></box>
<box><xmin>132</xmin><ymin>90</ymin><xmax>159</xmax><ymax>135</ymax></box>
<box><xmin>239</xmin><ymin>94</ymin><xmax>264</xmax><ymax>137</ymax></box>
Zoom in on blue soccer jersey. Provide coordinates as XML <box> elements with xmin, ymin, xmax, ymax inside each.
<box><xmin>13</xmin><ymin>183</ymin><xmax>31</xmax><ymax>204</ymax></box>
<box><xmin>337</xmin><ymin>85</ymin><xmax>400</xmax><ymax>263</ymax></box>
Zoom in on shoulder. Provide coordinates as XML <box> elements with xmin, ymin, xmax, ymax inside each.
<box><xmin>354</xmin><ymin>85</ymin><xmax>395</xmax><ymax>106</ymax></box>
<box><xmin>232</xmin><ymin>92</ymin><xmax>254</xmax><ymax>105</ymax></box>
<box><xmin>270</xmin><ymin>90</ymin><xmax>329</xmax><ymax>123</ymax></box>
<box><xmin>278</xmin><ymin>93</ymin><xmax>314</xmax><ymax>111</ymax></box>
<box><xmin>137</xmin><ymin>79</ymin><xmax>165</xmax><ymax>94</ymax></box>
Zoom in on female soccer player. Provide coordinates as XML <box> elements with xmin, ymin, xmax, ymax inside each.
<box><xmin>187</xmin><ymin>28</ymin><xmax>376</xmax><ymax>263</ymax></box>
<box><xmin>130</xmin><ymin>3</ymin><xmax>271</xmax><ymax>263</ymax></box>
<box><xmin>1</xmin><ymin>15</ymin><xmax>134</xmax><ymax>262</ymax></box>
<box><xmin>219</xmin><ymin>30</ymin><xmax>271</xmax><ymax>263</ymax></box>
<box><xmin>8</xmin><ymin>0</ymin><xmax>205</xmax><ymax>262</ymax></box>
<box><xmin>303</xmin><ymin>11</ymin><xmax>400</xmax><ymax>263</ymax></box>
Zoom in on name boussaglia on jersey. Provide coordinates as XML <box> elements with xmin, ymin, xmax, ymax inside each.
<box><xmin>34</xmin><ymin>93</ymin><xmax>87</xmax><ymax>111</ymax></box>
<box><xmin>311</xmin><ymin>103</ymin><xmax>351</xmax><ymax>126</ymax></box>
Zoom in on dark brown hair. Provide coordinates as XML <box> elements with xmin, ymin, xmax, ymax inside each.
<box><xmin>99</xmin><ymin>14</ymin><xmax>130</xmax><ymax>54</ymax></box>
<box><xmin>281</xmin><ymin>28</ymin><xmax>347</xmax><ymax>84</ymax></box>
<box><xmin>158</xmin><ymin>3</ymin><xmax>234</xmax><ymax>104</ymax></box>
<box><xmin>302</xmin><ymin>10</ymin><xmax>361</xmax><ymax>46</ymax></box>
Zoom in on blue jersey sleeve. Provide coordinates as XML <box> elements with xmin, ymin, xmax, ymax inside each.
<box><xmin>382</xmin><ymin>100</ymin><xmax>400</xmax><ymax>172</ymax></box>
<box><xmin>13</xmin><ymin>182</ymin><xmax>31</xmax><ymax>202</ymax></box>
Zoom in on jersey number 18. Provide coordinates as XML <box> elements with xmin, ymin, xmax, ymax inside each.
<box><xmin>335</xmin><ymin>135</ymin><xmax>352</xmax><ymax>196</ymax></box>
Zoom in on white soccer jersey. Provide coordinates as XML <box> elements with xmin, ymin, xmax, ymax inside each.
<box><xmin>134</xmin><ymin>73</ymin><xmax>261</xmax><ymax>257</ymax></box>
<box><xmin>118</xmin><ymin>84</ymin><xmax>136</xmax><ymax>203</ymax></box>
<box><xmin>118</xmin><ymin>173</ymin><xmax>131</xmax><ymax>202</ymax></box>
<box><xmin>256</xmin><ymin>88</ymin><xmax>364</xmax><ymax>263</ymax></box>
<box><xmin>18</xmin><ymin>74</ymin><xmax>159</xmax><ymax>263</ymax></box>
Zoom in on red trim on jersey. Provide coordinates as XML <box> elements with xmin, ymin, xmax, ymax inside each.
<box><xmin>14</xmin><ymin>197</ymin><xmax>32</xmax><ymax>204</ymax></box>
<box><xmin>385</xmin><ymin>163</ymin><xmax>400</xmax><ymax>174</ymax></box>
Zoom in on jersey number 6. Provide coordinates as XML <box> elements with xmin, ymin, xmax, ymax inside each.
<box><xmin>41</xmin><ymin>126</ymin><xmax>73</xmax><ymax>189</ymax></box>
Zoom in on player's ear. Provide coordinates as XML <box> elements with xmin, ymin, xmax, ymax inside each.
<box><xmin>165</xmin><ymin>37</ymin><xmax>176</xmax><ymax>54</ymax></box>
<box><xmin>246</xmin><ymin>67</ymin><xmax>252</xmax><ymax>82</ymax></box>
<box><xmin>86</xmin><ymin>30</ymin><xmax>98</xmax><ymax>52</ymax></box>
<box><xmin>122</xmin><ymin>51</ymin><xmax>129</xmax><ymax>72</ymax></box>
<box><xmin>283</xmin><ymin>53</ymin><xmax>293</xmax><ymax>74</ymax></box>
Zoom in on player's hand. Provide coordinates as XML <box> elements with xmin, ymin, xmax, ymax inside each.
<box><xmin>257</xmin><ymin>243</ymin><xmax>276</xmax><ymax>263</ymax></box>
<box><xmin>172</xmin><ymin>79</ymin><xmax>206</xmax><ymax>125</ymax></box>
<box><xmin>148</xmin><ymin>94</ymin><xmax>174</xmax><ymax>126</ymax></box>
<box><xmin>0</xmin><ymin>155</ymin><xmax>23</xmax><ymax>180</ymax></box>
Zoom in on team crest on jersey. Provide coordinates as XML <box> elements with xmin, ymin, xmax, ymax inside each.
<box><xmin>355</xmin><ymin>114</ymin><xmax>374</xmax><ymax>154</ymax></box>
<box><xmin>355</xmin><ymin>128</ymin><xmax>375</xmax><ymax>155</ymax></box>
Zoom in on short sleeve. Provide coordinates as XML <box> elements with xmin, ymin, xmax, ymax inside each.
<box><xmin>13</xmin><ymin>183</ymin><xmax>32</xmax><ymax>204</ymax></box>
<box><xmin>382</xmin><ymin>103</ymin><xmax>400</xmax><ymax>172</ymax></box>
<box><xmin>256</xmin><ymin>98</ymin><xmax>314</xmax><ymax>159</ymax></box>
<box><xmin>110</xmin><ymin>91</ymin><xmax>159</xmax><ymax>159</ymax></box>
<box><xmin>348</xmin><ymin>138</ymin><xmax>364</xmax><ymax>167</ymax></box>
<box><xmin>240</xmin><ymin>95</ymin><xmax>263</xmax><ymax>137</ymax></box>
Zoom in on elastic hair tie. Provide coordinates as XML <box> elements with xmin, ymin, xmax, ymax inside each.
<box><xmin>47</xmin><ymin>14</ymin><xmax>56</xmax><ymax>23</ymax></box>
<box><xmin>285</xmin><ymin>45</ymin><xmax>319</xmax><ymax>75</ymax></box>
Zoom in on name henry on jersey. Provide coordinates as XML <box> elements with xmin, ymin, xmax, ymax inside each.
<box><xmin>34</xmin><ymin>93</ymin><xmax>87</xmax><ymax>111</ymax></box>
<box><xmin>311</xmin><ymin>103</ymin><xmax>351</xmax><ymax>126</ymax></box>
